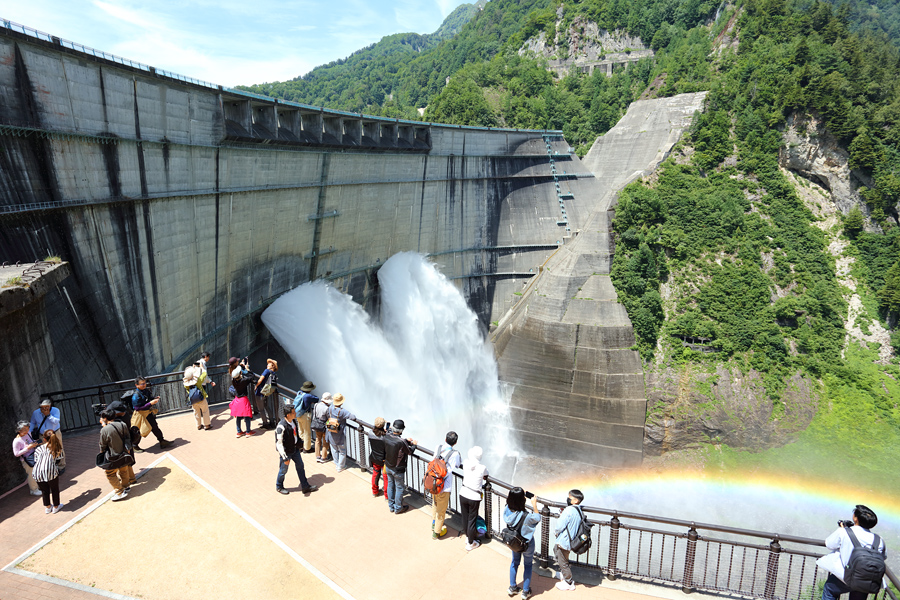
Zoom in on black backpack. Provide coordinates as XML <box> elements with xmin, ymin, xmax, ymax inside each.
<box><xmin>568</xmin><ymin>506</ymin><xmax>593</xmax><ymax>555</ymax></box>
<box><xmin>500</xmin><ymin>512</ymin><xmax>528</xmax><ymax>553</ymax></box>
<box><xmin>844</xmin><ymin>528</ymin><xmax>886</xmax><ymax>593</ymax></box>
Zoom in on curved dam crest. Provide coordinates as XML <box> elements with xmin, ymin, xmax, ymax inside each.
<box><xmin>0</xmin><ymin>25</ymin><xmax>703</xmax><ymax>489</ymax></box>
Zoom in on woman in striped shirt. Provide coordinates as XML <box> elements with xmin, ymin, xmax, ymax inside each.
<box><xmin>33</xmin><ymin>429</ymin><xmax>65</xmax><ymax>514</ymax></box>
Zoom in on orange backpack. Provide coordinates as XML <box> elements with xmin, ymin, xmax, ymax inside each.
<box><xmin>423</xmin><ymin>448</ymin><xmax>456</xmax><ymax>495</ymax></box>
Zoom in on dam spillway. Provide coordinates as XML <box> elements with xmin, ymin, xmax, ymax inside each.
<box><xmin>0</xmin><ymin>22</ymin><xmax>709</xmax><ymax>486</ymax></box>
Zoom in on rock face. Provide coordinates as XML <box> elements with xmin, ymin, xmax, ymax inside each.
<box><xmin>519</xmin><ymin>14</ymin><xmax>653</xmax><ymax>78</ymax></box>
<box><xmin>643</xmin><ymin>363</ymin><xmax>818</xmax><ymax>455</ymax></box>
<box><xmin>779</xmin><ymin>113</ymin><xmax>881</xmax><ymax>230</ymax></box>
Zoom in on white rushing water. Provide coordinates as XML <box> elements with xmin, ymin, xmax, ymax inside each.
<box><xmin>261</xmin><ymin>252</ymin><xmax>512</xmax><ymax>456</ymax></box>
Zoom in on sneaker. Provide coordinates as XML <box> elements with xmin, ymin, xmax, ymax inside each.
<box><xmin>204</xmin><ymin>425</ymin><xmax>212</xmax><ymax>430</ymax></box>
<box><xmin>236</xmin><ymin>432</ymin><xmax>244</xmax><ymax>438</ymax></box>
<box><xmin>395</xmin><ymin>504</ymin><xmax>410</xmax><ymax>515</ymax></box>
<box><xmin>373</xmin><ymin>490</ymin><xmax>381</xmax><ymax>497</ymax></box>
<box><xmin>159</xmin><ymin>440</ymin><xmax>173</xmax><ymax>449</ymax></box>
<box><xmin>433</xmin><ymin>526</ymin><xmax>447</xmax><ymax>539</ymax></box>
<box><xmin>30</xmin><ymin>489</ymin><xmax>43</xmax><ymax>496</ymax></box>
<box><xmin>133</xmin><ymin>446</ymin><xmax>144</xmax><ymax>453</ymax></box>
<box><xmin>554</xmin><ymin>581</ymin><xmax>575</xmax><ymax>591</ymax></box>
<box><xmin>465</xmin><ymin>541</ymin><xmax>481</xmax><ymax>551</ymax></box>
<box><xmin>244</xmin><ymin>430</ymin><xmax>255</xmax><ymax>437</ymax></box>
<box><xmin>45</xmin><ymin>506</ymin><xmax>52</xmax><ymax>514</ymax></box>
<box><xmin>112</xmin><ymin>490</ymin><xmax>129</xmax><ymax>501</ymax></box>
<box><xmin>301</xmin><ymin>485</ymin><xmax>319</xmax><ymax>495</ymax></box>
<box><xmin>124</xmin><ymin>486</ymin><xmax>131</xmax><ymax>492</ymax></box>
<box><xmin>276</xmin><ymin>488</ymin><xmax>289</xmax><ymax>495</ymax></box>
<box><xmin>197</xmin><ymin>425</ymin><xmax>203</xmax><ymax>430</ymax></box>
<box><xmin>317</xmin><ymin>457</ymin><xmax>325</xmax><ymax>463</ymax></box>
<box><xmin>521</xmin><ymin>589</ymin><xmax>533</xmax><ymax>599</ymax></box>
<box><xmin>52</xmin><ymin>503</ymin><xmax>65</xmax><ymax>513</ymax></box>
<box><xmin>508</xmin><ymin>585</ymin><xmax>522</xmax><ymax>596</ymax></box>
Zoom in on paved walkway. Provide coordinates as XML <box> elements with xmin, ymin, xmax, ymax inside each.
<box><xmin>1</xmin><ymin>406</ymin><xmax>670</xmax><ymax>600</ymax></box>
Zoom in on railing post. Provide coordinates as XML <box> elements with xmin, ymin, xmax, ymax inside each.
<box><xmin>607</xmin><ymin>515</ymin><xmax>621</xmax><ymax>580</ymax></box>
<box><xmin>764</xmin><ymin>537</ymin><xmax>781</xmax><ymax>600</ymax></box>
<box><xmin>682</xmin><ymin>526</ymin><xmax>699</xmax><ymax>593</ymax></box>
<box><xmin>483</xmin><ymin>480</ymin><xmax>493</xmax><ymax>538</ymax></box>
<box><xmin>540</xmin><ymin>504</ymin><xmax>551</xmax><ymax>569</ymax></box>
<box><xmin>358</xmin><ymin>426</ymin><xmax>367</xmax><ymax>471</ymax></box>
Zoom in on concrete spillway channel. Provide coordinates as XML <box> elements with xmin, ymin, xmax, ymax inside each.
<box><xmin>492</xmin><ymin>93</ymin><xmax>708</xmax><ymax>468</ymax></box>
<box><xmin>0</xmin><ymin>22</ymin><xmax>705</xmax><ymax>486</ymax></box>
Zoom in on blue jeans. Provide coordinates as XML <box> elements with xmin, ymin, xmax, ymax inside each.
<box><xmin>385</xmin><ymin>467</ymin><xmax>405</xmax><ymax>512</ymax></box>
<box><xmin>235</xmin><ymin>417</ymin><xmax>251</xmax><ymax>433</ymax></box>
<box><xmin>332</xmin><ymin>442</ymin><xmax>347</xmax><ymax>471</ymax></box>
<box><xmin>510</xmin><ymin>537</ymin><xmax>536</xmax><ymax>591</ymax></box>
<box><xmin>823</xmin><ymin>573</ymin><xmax>868</xmax><ymax>600</ymax></box>
<box><xmin>276</xmin><ymin>449</ymin><xmax>311</xmax><ymax>490</ymax></box>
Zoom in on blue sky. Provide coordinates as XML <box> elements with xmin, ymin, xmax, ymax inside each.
<box><xmin>3</xmin><ymin>0</ymin><xmax>470</xmax><ymax>87</ymax></box>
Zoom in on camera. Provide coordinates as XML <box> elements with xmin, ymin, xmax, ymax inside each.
<box><xmin>92</xmin><ymin>403</ymin><xmax>108</xmax><ymax>417</ymax></box>
<box><xmin>838</xmin><ymin>519</ymin><xmax>854</xmax><ymax>528</ymax></box>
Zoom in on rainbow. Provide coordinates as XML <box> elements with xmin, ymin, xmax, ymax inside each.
<box><xmin>532</xmin><ymin>467</ymin><xmax>900</xmax><ymax>560</ymax></box>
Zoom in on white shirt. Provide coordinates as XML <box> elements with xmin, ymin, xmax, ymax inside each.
<box><xmin>459</xmin><ymin>458</ymin><xmax>488</xmax><ymax>501</ymax></box>
<box><xmin>435</xmin><ymin>444</ymin><xmax>462</xmax><ymax>495</ymax></box>
<box><xmin>817</xmin><ymin>525</ymin><xmax>886</xmax><ymax>584</ymax></box>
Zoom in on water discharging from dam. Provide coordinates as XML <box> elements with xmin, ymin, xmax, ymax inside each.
<box><xmin>262</xmin><ymin>253</ymin><xmax>513</xmax><ymax>460</ymax></box>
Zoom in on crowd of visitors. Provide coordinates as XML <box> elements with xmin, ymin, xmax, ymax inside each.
<box><xmin>11</xmin><ymin>356</ymin><xmax>887</xmax><ymax>597</ymax></box>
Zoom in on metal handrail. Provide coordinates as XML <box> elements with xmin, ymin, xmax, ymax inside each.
<box><xmin>40</xmin><ymin>371</ymin><xmax>898</xmax><ymax>600</ymax></box>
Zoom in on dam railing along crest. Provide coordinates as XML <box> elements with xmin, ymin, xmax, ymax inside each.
<box><xmin>41</xmin><ymin>368</ymin><xmax>899</xmax><ymax>600</ymax></box>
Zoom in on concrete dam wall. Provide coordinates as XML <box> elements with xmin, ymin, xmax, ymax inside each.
<box><xmin>0</xmin><ymin>26</ymin><xmax>644</xmax><ymax>483</ymax></box>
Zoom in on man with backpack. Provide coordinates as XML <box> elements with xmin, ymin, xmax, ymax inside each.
<box><xmin>819</xmin><ymin>505</ymin><xmax>886</xmax><ymax>600</ymax></box>
<box><xmin>553</xmin><ymin>489</ymin><xmax>586</xmax><ymax>591</ymax></box>
<box><xmin>425</xmin><ymin>431</ymin><xmax>461</xmax><ymax>539</ymax></box>
<box><xmin>292</xmin><ymin>381</ymin><xmax>318</xmax><ymax>453</ymax></box>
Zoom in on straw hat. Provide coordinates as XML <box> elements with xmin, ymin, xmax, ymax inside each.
<box><xmin>332</xmin><ymin>393</ymin><xmax>345</xmax><ymax>407</ymax></box>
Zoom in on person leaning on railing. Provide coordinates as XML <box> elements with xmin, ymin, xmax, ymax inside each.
<box><xmin>459</xmin><ymin>446</ymin><xmax>489</xmax><ymax>551</ymax></box>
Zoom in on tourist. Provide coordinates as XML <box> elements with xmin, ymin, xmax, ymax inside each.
<box><xmin>383</xmin><ymin>419</ymin><xmax>418</xmax><ymax>515</ymax></box>
<box><xmin>292</xmin><ymin>381</ymin><xmax>317</xmax><ymax>453</ymax></box>
<box><xmin>12</xmin><ymin>421</ymin><xmax>41</xmax><ymax>496</ymax></box>
<box><xmin>229</xmin><ymin>359</ymin><xmax>254</xmax><ymax>438</ymax></box>
<box><xmin>459</xmin><ymin>445</ymin><xmax>489</xmax><ymax>550</ymax></box>
<box><xmin>275</xmin><ymin>401</ymin><xmax>319</xmax><ymax>496</ymax></box>
<box><xmin>131</xmin><ymin>377</ymin><xmax>172</xmax><ymax>449</ymax></box>
<box><xmin>311</xmin><ymin>392</ymin><xmax>332</xmax><ymax>463</ymax></box>
<box><xmin>504</xmin><ymin>488</ymin><xmax>541</xmax><ymax>599</ymax></box>
<box><xmin>324</xmin><ymin>393</ymin><xmax>356</xmax><ymax>473</ymax></box>
<box><xmin>366</xmin><ymin>417</ymin><xmax>389</xmax><ymax>498</ymax></box>
<box><xmin>818</xmin><ymin>505</ymin><xmax>886</xmax><ymax>600</ymax></box>
<box><xmin>183</xmin><ymin>361</ymin><xmax>212</xmax><ymax>430</ymax></box>
<box><xmin>254</xmin><ymin>359</ymin><xmax>278</xmax><ymax>429</ymax></box>
<box><xmin>99</xmin><ymin>409</ymin><xmax>135</xmax><ymax>501</ymax></box>
<box><xmin>553</xmin><ymin>489</ymin><xmax>584</xmax><ymax>591</ymax></box>
<box><xmin>29</xmin><ymin>399</ymin><xmax>65</xmax><ymax>470</ymax></box>
<box><xmin>106</xmin><ymin>400</ymin><xmax>137</xmax><ymax>484</ymax></box>
<box><xmin>432</xmin><ymin>431</ymin><xmax>461</xmax><ymax>539</ymax></box>
<box><xmin>33</xmin><ymin>430</ymin><xmax>64</xmax><ymax>514</ymax></box>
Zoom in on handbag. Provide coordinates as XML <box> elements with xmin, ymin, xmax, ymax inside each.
<box><xmin>96</xmin><ymin>423</ymin><xmax>136</xmax><ymax>470</ymax></box>
<box><xmin>260</xmin><ymin>372</ymin><xmax>276</xmax><ymax>396</ymax></box>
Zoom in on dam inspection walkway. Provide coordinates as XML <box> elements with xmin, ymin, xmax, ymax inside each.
<box><xmin>4</xmin><ymin>370</ymin><xmax>897</xmax><ymax>600</ymax></box>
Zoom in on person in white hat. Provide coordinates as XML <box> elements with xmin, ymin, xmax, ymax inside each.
<box><xmin>311</xmin><ymin>392</ymin><xmax>333</xmax><ymax>463</ymax></box>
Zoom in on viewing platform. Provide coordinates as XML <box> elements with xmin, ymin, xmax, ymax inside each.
<box><xmin>3</xmin><ymin>405</ymin><xmax>666</xmax><ymax>600</ymax></box>
<box><xmin>4</xmin><ymin>371</ymin><xmax>897</xmax><ymax>600</ymax></box>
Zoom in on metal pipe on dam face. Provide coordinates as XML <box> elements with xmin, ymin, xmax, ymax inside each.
<box><xmin>0</xmin><ymin>24</ymin><xmax>648</xmax><ymax>470</ymax></box>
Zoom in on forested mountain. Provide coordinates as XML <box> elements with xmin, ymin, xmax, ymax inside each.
<box><xmin>242</xmin><ymin>0</ymin><xmax>900</xmax><ymax>486</ymax></box>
